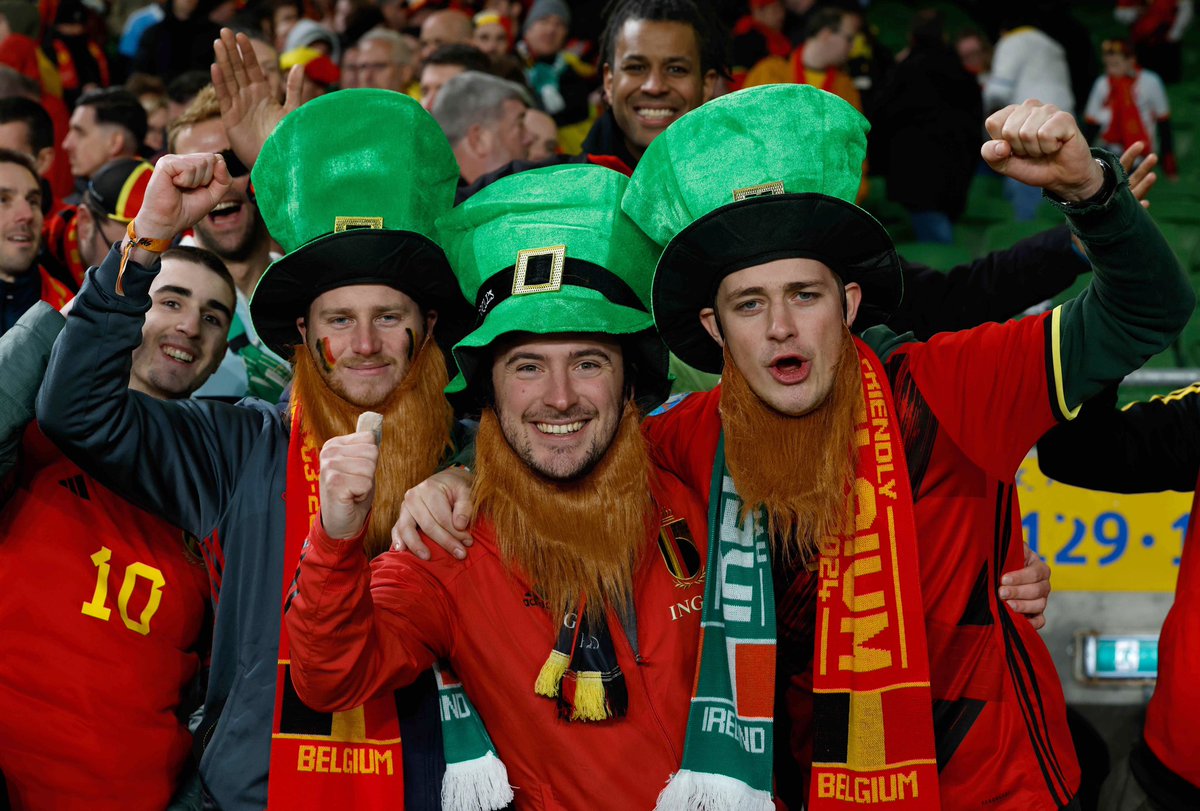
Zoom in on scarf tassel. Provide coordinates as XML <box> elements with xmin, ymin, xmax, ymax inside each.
<box><xmin>655</xmin><ymin>770</ymin><xmax>775</xmax><ymax>811</ymax></box>
<box><xmin>557</xmin><ymin>670</ymin><xmax>628</xmax><ymax>722</ymax></box>
<box><xmin>440</xmin><ymin>751</ymin><xmax>514</xmax><ymax>811</ymax></box>
<box><xmin>534</xmin><ymin>649</ymin><xmax>570</xmax><ymax>698</ymax></box>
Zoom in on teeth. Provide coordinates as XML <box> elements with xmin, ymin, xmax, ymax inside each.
<box><xmin>536</xmin><ymin>421</ymin><xmax>585</xmax><ymax>435</ymax></box>
<box><xmin>211</xmin><ymin>202</ymin><xmax>240</xmax><ymax>214</ymax></box>
<box><xmin>163</xmin><ymin>347</ymin><xmax>195</xmax><ymax>363</ymax></box>
<box><xmin>636</xmin><ymin>108</ymin><xmax>674</xmax><ymax>120</ymax></box>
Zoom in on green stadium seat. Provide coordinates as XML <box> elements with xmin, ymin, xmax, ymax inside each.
<box><xmin>893</xmin><ymin>241</ymin><xmax>976</xmax><ymax>269</ymax></box>
<box><xmin>981</xmin><ymin>220</ymin><xmax>1054</xmax><ymax>254</ymax></box>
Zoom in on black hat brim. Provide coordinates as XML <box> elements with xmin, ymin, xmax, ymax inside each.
<box><xmin>652</xmin><ymin>193</ymin><xmax>903</xmax><ymax>374</ymax></box>
<box><xmin>250</xmin><ymin>228</ymin><xmax>473</xmax><ymax>365</ymax></box>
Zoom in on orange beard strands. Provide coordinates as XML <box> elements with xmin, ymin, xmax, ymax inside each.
<box><xmin>720</xmin><ymin>327</ymin><xmax>862</xmax><ymax>563</ymax></box>
<box><xmin>471</xmin><ymin>402</ymin><xmax>655</xmax><ymax>620</ymax></box>
<box><xmin>291</xmin><ymin>337</ymin><xmax>454</xmax><ymax>556</ymax></box>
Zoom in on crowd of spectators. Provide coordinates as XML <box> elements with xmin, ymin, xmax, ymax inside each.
<box><xmin>0</xmin><ymin>0</ymin><xmax>1196</xmax><ymax>809</ymax></box>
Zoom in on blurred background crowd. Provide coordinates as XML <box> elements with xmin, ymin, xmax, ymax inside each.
<box><xmin>1</xmin><ymin>0</ymin><xmax>1197</xmax><ymax>399</ymax></box>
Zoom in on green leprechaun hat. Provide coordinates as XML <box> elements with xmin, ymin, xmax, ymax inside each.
<box><xmin>436</xmin><ymin>163</ymin><xmax>670</xmax><ymax>408</ymax></box>
<box><xmin>622</xmin><ymin>84</ymin><xmax>902</xmax><ymax>374</ymax></box>
<box><xmin>249</xmin><ymin>89</ymin><xmax>472</xmax><ymax>360</ymax></box>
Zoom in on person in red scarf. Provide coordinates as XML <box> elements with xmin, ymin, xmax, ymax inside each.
<box><xmin>1083</xmin><ymin>39</ymin><xmax>1177</xmax><ymax>179</ymax></box>
<box><xmin>730</xmin><ymin>0</ymin><xmax>790</xmax><ymax>89</ymax></box>
<box><xmin>1114</xmin><ymin>0</ymin><xmax>1193</xmax><ymax>83</ymax></box>
<box><xmin>621</xmin><ymin>89</ymin><xmax>1191</xmax><ymax>810</ymax></box>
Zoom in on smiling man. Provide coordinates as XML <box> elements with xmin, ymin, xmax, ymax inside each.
<box><xmin>583</xmin><ymin>0</ymin><xmax>723</xmax><ymax>169</ymax></box>
<box><xmin>38</xmin><ymin>91</ymin><xmax>472</xmax><ymax>811</ymax></box>
<box><xmin>1</xmin><ymin>246</ymin><xmax>233</xmax><ymax>808</ymax></box>
<box><xmin>623</xmin><ymin>85</ymin><xmax>1192</xmax><ymax>809</ymax></box>
<box><xmin>0</xmin><ymin>148</ymin><xmax>70</xmax><ymax>337</ymax></box>
<box><xmin>284</xmin><ymin>164</ymin><xmax>727</xmax><ymax>810</ymax></box>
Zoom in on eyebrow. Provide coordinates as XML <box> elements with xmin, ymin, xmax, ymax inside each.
<box><xmin>0</xmin><ymin>185</ymin><xmax>39</xmax><ymax>198</ymax></box>
<box><xmin>725</xmin><ymin>280</ymin><xmax>822</xmax><ymax>299</ymax></box>
<box><xmin>504</xmin><ymin>348</ymin><xmax>614</xmax><ymax>367</ymax></box>
<box><xmin>155</xmin><ymin>284</ymin><xmax>233</xmax><ymax>319</ymax></box>
<box><xmin>317</xmin><ymin>305</ymin><xmax>409</xmax><ymax>318</ymax></box>
<box><xmin>622</xmin><ymin>54</ymin><xmax>693</xmax><ymax>65</ymax></box>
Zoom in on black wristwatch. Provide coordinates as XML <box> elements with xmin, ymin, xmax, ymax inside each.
<box><xmin>1053</xmin><ymin>158</ymin><xmax>1118</xmax><ymax>209</ymax></box>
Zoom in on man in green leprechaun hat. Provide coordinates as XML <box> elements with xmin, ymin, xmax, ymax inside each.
<box><xmin>39</xmin><ymin>89</ymin><xmax>473</xmax><ymax>811</ymax></box>
<box><xmin>284</xmin><ymin>162</ymin><xmax>750</xmax><ymax>810</ymax></box>
<box><xmin>620</xmin><ymin>85</ymin><xmax>1193</xmax><ymax>809</ymax></box>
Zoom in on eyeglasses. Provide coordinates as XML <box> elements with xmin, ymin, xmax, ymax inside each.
<box><xmin>219</xmin><ymin>149</ymin><xmax>251</xmax><ymax>179</ymax></box>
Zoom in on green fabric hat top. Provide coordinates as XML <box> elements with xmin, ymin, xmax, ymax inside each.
<box><xmin>623</xmin><ymin>84</ymin><xmax>902</xmax><ymax>374</ymax></box>
<box><xmin>436</xmin><ymin>163</ymin><xmax>669</xmax><ymax>407</ymax></box>
<box><xmin>249</xmin><ymin>89</ymin><xmax>472</xmax><ymax>360</ymax></box>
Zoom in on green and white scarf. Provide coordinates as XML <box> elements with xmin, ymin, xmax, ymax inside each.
<box><xmin>434</xmin><ymin>663</ymin><xmax>513</xmax><ymax>811</ymax></box>
<box><xmin>657</xmin><ymin>434</ymin><xmax>776</xmax><ymax>810</ymax></box>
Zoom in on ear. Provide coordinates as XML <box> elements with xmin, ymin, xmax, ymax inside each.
<box><xmin>424</xmin><ymin>308</ymin><xmax>437</xmax><ymax>338</ymax></box>
<box><xmin>699</xmin><ymin>306</ymin><xmax>724</xmax><ymax>347</ymax></box>
<box><xmin>465</xmin><ymin>122</ymin><xmax>490</xmax><ymax>158</ymax></box>
<box><xmin>107</xmin><ymin>127</ymin><xmax>129</xmax><ymax>159</ymax></box>
<box><xmin>33</xmin><ymin>146</ymin><xmax>55</xmax><ymax>177</ymax></box>
<box><xmin>295</xmin><ymin>316</ymin><xmax>307</xmax><ymax>343</ymax></box>
<box><xmin>75</xmin><ymin>204</ymin><xmax>94</xmax><ymax>239</ymax></box>
<box><xmin>602</xmin><ymin>62</ymin><xmax>613</xmax><ymax>105</ymax></box>
<box><xmin>843</xmin><ymin>282</ymin><xmax>862</xmax><ymax>328</ymax></box>
<box><xmin>701</xmin><ymin>68</ymin><xmax>718</xmax><ymax>103</ymax></box>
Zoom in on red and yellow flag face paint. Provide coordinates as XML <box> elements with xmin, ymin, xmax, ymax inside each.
<box><xmin>317</xmin><ymin>338</ymin><xmax>337</xmax><ymax>374</ymax></box>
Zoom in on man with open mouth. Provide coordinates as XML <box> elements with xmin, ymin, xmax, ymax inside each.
<box><xmin>622</xmin><ymin>85</ymin><xmax>1191</xmax><ymax>809</ymax></box>
<box><xmin>170</xmin><ymin>85</ymin><xmax>290</xmax><ymax>403</ymax></box>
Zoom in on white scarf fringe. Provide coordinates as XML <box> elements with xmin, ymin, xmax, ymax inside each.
<box><xmin>440</xmin><ymin>751</ymin><xmax>514</xmax><ymax>811</ymax></box>
<box><xmin>655</xmin><ymin>769</ymin><xmax>775</xmax><ymax>811</ymax></box>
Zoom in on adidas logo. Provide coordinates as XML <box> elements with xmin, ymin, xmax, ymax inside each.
<box><xmin>58</xmin><ymin>475</ymin><xmax>90</xmax><ymax>501</ymax></box>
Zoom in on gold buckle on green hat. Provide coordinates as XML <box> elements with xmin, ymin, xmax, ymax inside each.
<box><xmin>513</xmin><ymin>245</ymin><xmax>566</xmax><ymax>296</ymax></box>
<box><xmin>732</xmin><ymin>181</ymin><xmax>785</xmax><ymax>202</ymax></box>
<box><xmin>334</xmin><ymin>216</ymin><xmax>385</xmax><ymax>232</ymax></box>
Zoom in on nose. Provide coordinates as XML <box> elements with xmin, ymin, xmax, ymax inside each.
<box><xmin>765</xmin><ymin>303</ymin><xmax>797</xmax><ymax>343</ymax></box>
<box><xmin>542</xmin><ymin>366</ymin><xmax>579</xmax><ymax>413</ymax></box>
<box><xmin>642</xmin><ymin>67</ymin><xmax>667</xmax><ymax>94</ymax></box>
<box><xmin>12</xmin><ymin>197</ymin><xmax>34</xmax><ymax>223</ymax></box>
<box><xmin>350</xmin><ymin>321</ymin><xmax>383</xmax><ymax>356</ymax></box>
<box><xmin>174</xmin><ymin>306</ymin><xmax>202</xmax><ymax>338</ymax></box>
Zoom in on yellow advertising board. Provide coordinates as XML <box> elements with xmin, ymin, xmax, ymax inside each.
<box><xmin>1017</xmin><ymin>454</ymin><xmax>1191</xmax><ymax>593</ymax></box>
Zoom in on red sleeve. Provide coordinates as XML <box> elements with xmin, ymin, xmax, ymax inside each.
<box><xmin>899</xmin><ymin>314</ymin><xmax>1058</xmax><ymax>482</ymax></box>
<box><xmin>285</xmin><ymin>515</ymin><xmax>455</xmax><ymax>712</ymax></box>
<box><xmin>641</xmin><ymin>388</ymin><xmax>723</xmax><ymax>497</ymax></box>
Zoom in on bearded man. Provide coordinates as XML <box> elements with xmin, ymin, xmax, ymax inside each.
<box><xmin>621</xmin><ymin>86</ymin><xmax>1192</xmax><ymax>809</ymax></box>
<box><xmin>37</xmin><ymin>91</ymin><xmax>472</xmax><ymax>811</ymax></box>
<box><xmin>285</xmin><ymin>164</ymin><xmax>731</xmax><ymax>810</ymax></box>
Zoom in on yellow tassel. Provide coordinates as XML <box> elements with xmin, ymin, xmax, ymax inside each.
<box><xmin>571</xmin><ymin>672</ymin><xmax>609</xmax><ymax>721</ymax></box>
<box><xmin>534</xmin><ymin>650</ymin><xmax>570</xmax><ymax>698</ymax></box>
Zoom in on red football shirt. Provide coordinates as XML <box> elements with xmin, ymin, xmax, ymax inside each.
<box><xmin>644</xmin><ymin>315</ymin><xmax>1081</xmax><ymax>810</ymax></box>
<box><xmin>0</xmin><ymin>427</ymin><xmax>210</xmax><ymax>810</ymax></box>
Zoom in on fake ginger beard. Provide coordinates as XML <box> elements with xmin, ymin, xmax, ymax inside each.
<box><xmin>720</xmin><ymin>326</ymin><xmax>862</xmax><ymax>563</ymax></box>
<box><xmin>291</xmin><ymin>336</ymin><xmax>453</xmax><ymax>557</ymax></box>
<box><xmin>472</xmin><ymin>402</ymin><xmax>655</xmax><ymax>620</ymax></box>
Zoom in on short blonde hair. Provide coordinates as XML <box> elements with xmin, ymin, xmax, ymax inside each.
<box><xmin>167</xmin><ymin>85</ymin><xmax>221</xmax><ymax>153</ymax></box>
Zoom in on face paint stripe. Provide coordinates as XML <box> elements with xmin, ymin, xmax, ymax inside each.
<box><xmin>318</xmin><ymin>336</ymin><xmax>336</xmax><ymax>373</ymax></box>
<box><xmin>405</xmin><ymin>328</ymin><xmax>415</xmax><ymax>362</ymax></box>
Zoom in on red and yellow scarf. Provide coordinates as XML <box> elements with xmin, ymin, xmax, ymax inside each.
<box><xmin>267</xmin><ymin>404</ymin><xmax>406</xmax><ymax>809</ymax></box>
